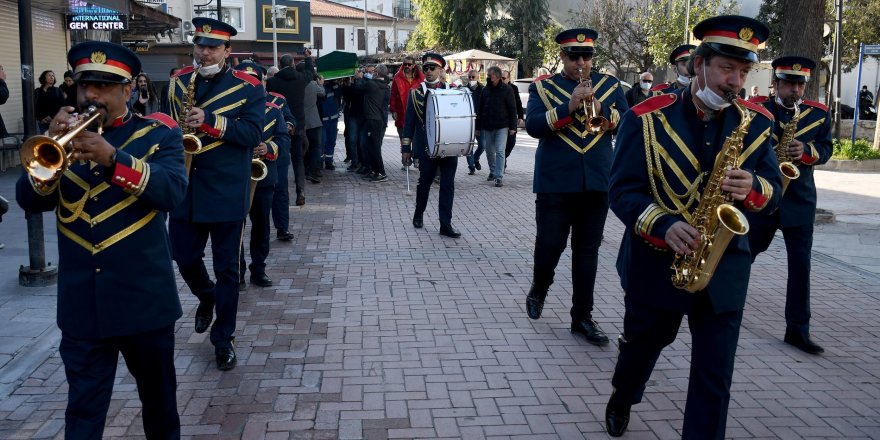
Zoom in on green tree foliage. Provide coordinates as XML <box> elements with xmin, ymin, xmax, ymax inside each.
<box><xmin>537</xmin><ymin>22</ymin><xmax>565</xmax><ymax>74</ymax></box>
<box><xmin>488</xmin><ymin>0</ymin><xmax>549</xmax><ymax>76</ymax></box>
<box><xmin>407</xmin><ymin>0</ymin><xmax>494</xmax><ymax>52</ymax></box>
<box><xmin>638</xmin><ymin>0</ymin><xmax>737</xmax><ymax>69</ymax></box>
<box><xmin>575</xmin><ymin>0</ymin><xmax>652</xmax><ymax>78</ymax></box>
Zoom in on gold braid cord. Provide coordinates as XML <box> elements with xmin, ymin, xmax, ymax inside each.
<box><xmin>641</xmin><ymin>113</ymin><xmax>701</xmax><ymax>223</ymax></box>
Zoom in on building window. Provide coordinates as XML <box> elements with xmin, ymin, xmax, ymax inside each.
<box><xmin>222</xmin><ymin>7</ymin><xmax>244</xmax><ymax>32</ymax></box>
<box><xmin>378</xmin><ymin>30</ymin><xmax>387</xmax><ymax>53</ymax></box>
<box><xmin>313</xmin><ymin>27</ymin><xmax>323</xmax><ymax>50</ymax></box>
<box><xmin>336</xmin><ymin>28</ymin><xmax>345</xmax><ymax>50</ymax></box>
<box><xmin>357</xmin><ymin>29</ymin><xmax>365</xmax><ymax>50</ymax></box>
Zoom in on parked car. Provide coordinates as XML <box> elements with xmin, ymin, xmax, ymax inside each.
<box><xmin>513</xmin><ymin>77</ymin><xmax>633</xmax><ymax>119</ymax></box>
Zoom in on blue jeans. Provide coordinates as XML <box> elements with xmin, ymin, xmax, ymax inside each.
<box><xmin>481</xmin><ymin>128</ymin><xmax>507</xmax><ymax>179</ymax></box>
<box><xmin>346</xmin><ymin>116</ymin><xmax>366</xmax><ymax>167</ymax></box>
<box><xmin>466</xmin><ymin>134</ymin><xmax>484</xmax><ymax>170</ymax></box>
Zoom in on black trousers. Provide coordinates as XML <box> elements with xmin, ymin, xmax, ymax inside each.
<box><xmin>290</xmin><ymin>133</ymin><xmax>305</xmax><ymax>195</ymax></box>
<box><xmin>271</xmin><ymin>149</ymin><xmax>291</xmax><ymax>234</ymax></box>
<box><xmin>170</xmin><ymin>219</ymin><xmax>244</xmax><ymax>350</ymax></box>
<box><xmin>533</xmin><ymin>191</ymin><xmax>608</xmax><ymax>321</ymax></box>
<box><xmin>610</xmin><ymin>295</ymin><xmax>743</xmax><ymax>440</ymax></box>
<box><xmin>304</xmin><ymin>127</ymin><xmax>322</xmax><ymax>175</ymax></box>
<box><xmin>60</xmin><ymin>326</ymin><xmax>180</xmax><ymax>440</ymax></box>
<box><xmin>241</xmin><ymin>187</ymin><xmax>273</xmax><ymax>276</ymax></box>
<box><xmin>415</xmin><ymin>155</ymin><xmax>457</xmax><ymax>225</ymax></box>
<box><xmin>748</xmin><ymin>217</ymin><xmax>814</xmax><ymax>333</ymax></box>
<box><xmin>367</xmin><ymin>119</ymin><xmax>386</xmax><ymax>175</ymax></box>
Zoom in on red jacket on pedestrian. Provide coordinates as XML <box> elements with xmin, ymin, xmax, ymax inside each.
<box><xmin>390</xmin><ymin>64</ymin><xmax>425</xmax><ymax>128</ymax></box>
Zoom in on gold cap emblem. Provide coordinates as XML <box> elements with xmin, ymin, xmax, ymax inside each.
<box><xmin>792</xmin><ymin>63</ymin><xmax>802</xmax><ymax>71</ymax></box>
<box><xmin>577</xmin><ymin>34</ymin><xmax>586</xmax><ymax>42</ymax></box>
<box><xmin>738</xmin><ymin>27</ymin><xmax>754</xmax><ymax>41</ymax></box>
<box><xmin>90</xmin><ymin>51</ymin><xmax>107</xmax><ymax>64</ymax></box>
<box><xmin>203</xmin><ymin>24</ymin><xmax>212</xmax><ymax>33</ymax></box>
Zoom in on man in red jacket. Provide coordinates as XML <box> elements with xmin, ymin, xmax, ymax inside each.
<box><xmin>390</xmin><ymin>56</ymin><xmax>425</xmax><ymax>144</ymax></box>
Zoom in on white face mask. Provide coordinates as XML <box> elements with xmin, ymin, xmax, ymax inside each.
<box><xmin>677</xmin><ymin>74</ymin><xmax>691</xmax><ymax>86</ymax></box>
<box><xmin>775</xmin><ymin>95</ymin><xmax>802</xmax><ymax>110</ymax></box>
<box><xmin>194</xmin><ymin>59</ymin><xmax>223</xmax><ymax>77</ymax></box>
<box><xmin>694</xmin><ymin>66</ymin><xmax>731</xmax><ymax>111</ymax></box>
<box><xmin>640</xmin><ymin>81</ymin><xmax>651</xmax><ymax>91</ymax></box>
<box><xmin>469</xmin><ymin>80</ymin><xmax>477</xmax><ymax>87</ymax></box>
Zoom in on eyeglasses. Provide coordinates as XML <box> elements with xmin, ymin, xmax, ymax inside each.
<box><xmin>402</xmin><ymin>63</ymin><xmax>413</xmax><ymax>67</ymax></box>
<box><xmin>468</xmin><ymin>76</ymin><xmax>477</xmax><ymax>79</ymax></box>
<box><xmin>641</xmin><ymin>79</ymin><xmax>653</xmax><ymax>83</ymax></box>
<box><xmin>423</xmin><ymin>65</ymin><xmax>439</xmax><ymax>72</ymax></box>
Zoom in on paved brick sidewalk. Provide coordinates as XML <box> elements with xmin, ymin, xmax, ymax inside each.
<box><xmin>0</xmin><ymin>131</ymin><xmax>879</xmax><ymax>439</ymax></box>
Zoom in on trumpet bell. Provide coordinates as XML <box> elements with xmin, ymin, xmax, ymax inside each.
<box><xmin>20</xmin><ymin>136</ymin><xmax>68</xmax><ymax>182</ymax></box>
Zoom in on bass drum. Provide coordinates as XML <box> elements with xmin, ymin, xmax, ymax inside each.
<box><xmin>424</xmin><ymin>89</ymin><xmax>476</xmax><ymax>158</ymax></box>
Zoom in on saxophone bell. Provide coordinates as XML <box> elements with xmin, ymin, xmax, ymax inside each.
<box><xmin>776</xmin><ymin>101</ymin><xmax>802</xmax><ymax>195</ymax></box>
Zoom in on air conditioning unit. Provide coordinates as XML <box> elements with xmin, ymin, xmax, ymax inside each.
<box><xmin>183</xmin><ymin>20</ymin><xmax>194</xmax><ymax>31</ymax></box>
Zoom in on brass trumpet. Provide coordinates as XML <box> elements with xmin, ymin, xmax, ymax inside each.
<box><xmin>577</xmin><ymin>68</ymin><xmax>610</xmax><ymax>134</ymax></box>
<box><xmin>21</xmin><ymin>106</ymin><xmax>103</xmax><ymax>182</ymax></box>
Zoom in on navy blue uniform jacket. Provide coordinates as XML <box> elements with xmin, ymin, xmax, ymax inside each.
<box><xmin>751</xmin><ymin>97</ymin><xmax>832</xmax><ymax>227</ymax></box>
<box><xmin>16</xmin><ymin>112</ymin><xmax>187</xmax><ymax>339</ymax></box>
<box><xmin>526</xmin><ymin>71</ymin><xmax>629</xmax><ymax>193</ymax></box>
<box><xmin>610</xmin><ymin>89</ymin><xmax>783</xmax><ymax>313</ymax></box>
<box><xmin>166</xmin><ymin>65</ymin><xmax>264</xmax><ymax>222</ymax></box>
<box><xmin>258</xmin><ymin>101</ymin><xmax>289</xmax><ymax>189</ymax></box>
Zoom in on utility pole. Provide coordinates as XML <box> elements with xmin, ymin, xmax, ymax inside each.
<box><xmin>363</xmin><ymin>0</ymin><xmax>369</xmax><ymax>57</ymax></box>
<box><xmin>272</xmin><ymin>0</ymin><xmax>279</xmax><ymax>66</ymax></box>
<box><xmin>833</xmin><ymin>0</ymin><xmax>842</xmax><ymax>139</ymax></box>
<box><xmin>683</xmin><ymin>0</ymin><xmax>691</xmax><ymax>45</ymax></box>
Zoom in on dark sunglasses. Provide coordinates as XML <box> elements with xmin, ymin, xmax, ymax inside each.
<box><xmin>641</xmin><ymin>79</ymin><xmax>653</xmax><ymax>83</ymax></box>
<box><xmin>423</xmin><ymin>65</ymin><xmax>439</xmax><ymax>72</ymax></box>
<box><xmin>564</xmin><ymin>53</ymin><xmax>593</xmax><ymax>62</ymax></box>
<box><xmin>402</xmin><ymin>63</ymin><xmax>413</xmax><ymax>67</ymax></box>
<box><xmin>468</xmin><ymin>76</ymin><xmax>477</xmax><ymax>79</ymax></box>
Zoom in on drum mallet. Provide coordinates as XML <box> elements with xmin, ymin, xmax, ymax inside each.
<box><xmin>405</xmin><ymin>164</ymin><xmax>412</xmax><ymax>195</ymax></box>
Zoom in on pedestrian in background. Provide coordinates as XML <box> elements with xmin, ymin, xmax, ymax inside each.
<box><xmin>626</xmin><ymin>72</ymin><xmax>653</xmax><ymax>107</ymax></box>
<box><xmin>501</xmin><ymin>70</ymin><xmax>524</xmax><ymax>161</ymax></box>
<box><xmin>476</xmin><ymin>66</ymin><xmax>517</xmax><ymax>187</ymax></box>
<box><xmin>356</xmin><ymin>63</ymin><xmax>391</xmax><ymax>182</ymax></box>
<box><xmin>34</xmin><ymin>70</ymin><xmax>64</xmax><ymax>133</ymax></box>
<box><xmin>59</xmin><ymin>70</ymin><xmax>77</xmax><ymax>108</ymax></box>
<box><xmin>129</xmin><ymin>73</ymin><xmax>160</xmax><ymax>116</ymax></box>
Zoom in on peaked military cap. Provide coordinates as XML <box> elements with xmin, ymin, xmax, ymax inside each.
<box><xmin>68</xmin><ymin>41</ymin><xmax>141</xmax><ymax>84</ymax></box>
<box><xmin>233</xmin><ymin>61</ymin><xmax>266</xmax><ymax>81</ymax></box>
<box><xmin>422</xmin><ymin>52</ymin><xmax>446</xmax><ymax>68</ymax></box>
<box><xmin>556</xmin><ymin>28</ymin><xmax>598</xmax><ymax>55</ymax></box>
<box><xmin>772</xmin><ymin>56</ymin><xmax>815</xmax><ymax>83</ymax></box>
<box><xmin>669</xmin><ymin>44</ymin><xmax>697</xmax><ymax>64</ymax></box>
<box><xmin>692</xmin><ymin>15</ymin><xmax>769</xmax><ymax>63</ymax></box>
<box><xmin>192</xmin><ymin>17</ymin><xmax>237</xmax><ymax>47</ymax></box>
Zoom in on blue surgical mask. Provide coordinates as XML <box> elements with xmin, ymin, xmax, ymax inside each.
<box><xmin>640</xmin><ymin>81</ymin><xmax>651</xmax><ymax>91</ymax></box>
<box><xmin>364</xmin><ymin>73</ymin><xmax>373</xmax><ymax>80</ymax></box>
<box><xmin>677</xmin><ymin>74</ymin><xmax>691</xmax><ymax>85</ymax></box>
<box><xmin>694</xmin><ymin>67</ymin><xmax>731</xmax><ymax>111</ymax></box>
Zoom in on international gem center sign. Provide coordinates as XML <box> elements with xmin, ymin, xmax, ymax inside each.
<box><xmin>66</xmin><ymin>4</ymin><xmax>128</xmax><ymax>31</ymax></box>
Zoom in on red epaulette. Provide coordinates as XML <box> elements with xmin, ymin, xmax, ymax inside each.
<box><xmin>142</xmin><ymin>112</ymin><xmax>178</xmax><ymax>129</ymax></box>
<box><xmin>650</xmin><ymin>82</ymin><xmax>671</xmax><ymax>92</ymax></box>
<box><xmin>269</xmin><ymin>91</ymin><xmax>285</xmax><ymax>101</ymax></box>
<box><xmin>801</xmin><ymin>99</ymin><xmax>829</xmax><ymax>113</ymax></box>
<box><xmin>748</xmin><ymin>95</ymin><xmax>769</xmax><ymax>104</ymax></box>
<box><xmin>738</xmin><ymin>98</ymin><xmax>773</xmax><ymax>120</ymax></box>
<box><xmin>233</xmin><ymin>69</ymin><xmax>262</xmax><ymax>86</ymax></box>
<box><xmin>631</xmin><ymin>93</ymin><xmax>677</xmax><ymax>117</ymax></box>
<box><xmin>265</xmin><ymin>101</ymin><xmax>281</xmax><ymax>109</ymax></box>
<box><xmin>174</xmin><ymin>66</ymin><xmax>194</xmax><ymax>78</ymax></box>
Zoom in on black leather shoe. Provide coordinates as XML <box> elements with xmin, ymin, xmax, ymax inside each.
<box><xmin>295</xmin><ymin>194</ymin><xmax>305</xmax><ymax>206</ymax></box>
<box><xmin>474</xmin><ymin>161</ymin><xmax>481</xmax><ymax>170</ymax></box>
<box><xmin>277</xmin><ymin>230</ymin><xmax>294</xmax><ymax>241</ymax></box>
<box><xmin>784</xmin><ymin>330</ymin><xmax>824</xmax><ymax>354</ymax></box>
<box><xmin>605</xmin><ymin>401</ymin><xmax>631</xmax><ymax>437</ymax></box>
<box><xmin>526</xmin><ymin>286</ymin><xmax>547</xmax><ymax>320</ymax></box>
<box><xmin>194</xmin><ymin>301</ymin><xmax>214</xmax><ymax>334</ymax></box>
<box><xmin>439</xmin><ymin>223</ymin><xmax>461</xmax><ymax>238</ymax></box>
<box><xmin>250</xmin><ymin>273</ymin><xmax>273</xmax><ymax>287</ymax></box>
<box><xmin>571</xmin><ymin>319</ymin><xmax>610</xmax><ymax>346</ymax></box>
<box><xmin>412</xmin><ymin>215</ymin><xmax>424</xmax><ymax>229</ymax></box>
<box><xmin>216</xmin><ymin>347</ymin><xmax>237</xmax><ymax>371</ymax></box>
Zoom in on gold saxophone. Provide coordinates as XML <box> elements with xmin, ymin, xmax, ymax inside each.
<box><xmin>776</xmin><ymin>102</ymin><xmax>801</xmax><ymax>194</ymax></box>
<box><xmin>670</xmin><ymin>92</ymin><xmax>750</xmax><ymax>293</ymax></box>
<box><xmin>178</xmin><ymin>70</ymin><xmax>202</xmax><ymax>174</ymax></box>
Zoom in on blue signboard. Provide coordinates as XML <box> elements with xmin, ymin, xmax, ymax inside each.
<box><xmin>864</xmin><ymin>44</ymin><xmax>880</xmax><ymax>56</ymax></box>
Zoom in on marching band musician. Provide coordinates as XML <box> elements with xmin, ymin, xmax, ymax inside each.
<box><xmin>401</xmin><ymin>52</ymin><xmax>463</xmax><ymax>238</ymax></box>
<box><xmin>16</xmin><ymin>42</ymin><xmax>186</xmax><ymax>438</ymax></box>
<box><xmin>166</xmin><ymin>17</ymin><xmax>265</xmax><ymax>371</ymax></box>
<box><xmin>267</xmin><ymin>91</ymin><xmax>297</xmax><ymax>242</ymax></box>
<box><xmin>605</xmin><ymin>16</ymin><xmax>781</xmax><ymax>438</ymax></box>
<box><xmin>235</xmin><ymin>61</ymin><xmax>289</xmax><ymax>289</ymax></box>
<box><xmin>523</xmin><ymin>28</ymin><xmax>629</xmax><ymax>346</ymax></box>
<box><xmin>747</xmin><ymin>56</ymin><xmax>832</xmax><ymax>355</ymax></box>
<box><xmin>651</xmin><ymin>44</ymin><xmax>697</xmax><ymax>95</ymax></box>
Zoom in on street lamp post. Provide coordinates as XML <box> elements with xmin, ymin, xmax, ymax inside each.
<box><xmin>363</xmin><ymin>0</ymin><xmax>368</xmax><ymax>57</ymax></box>
<box><xmin>272</xmin><ymin>0</ymin><xmax>279</xmax><ymax>67</ymax></box>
